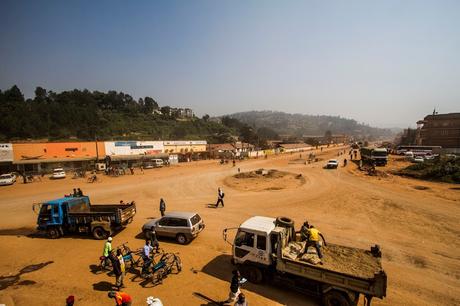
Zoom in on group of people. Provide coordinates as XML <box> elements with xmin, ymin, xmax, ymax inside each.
<box><xmin>69</xmin><ymin>188</ymin><xmax>84</xmax><ymax>197</ymax></box>
<box><xmin>101</xmin><ymin>236</ymin><xmax>163</xmax><ymax>306</ymax></box>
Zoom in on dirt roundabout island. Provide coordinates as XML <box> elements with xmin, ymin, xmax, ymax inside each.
<box><xmin>224</xmin><ymin>169</ymin><xmax>306</xmax><ymax>191</ymax></box>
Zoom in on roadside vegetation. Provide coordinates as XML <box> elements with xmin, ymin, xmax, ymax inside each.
<box><xmin>397</xmin><ymin>157</ymin><xmax>460</xmax><ymax>183</ymax></box>
<box><xmin>0</xmin><ymin>85</ymin><xmax>277</xmax><ymax>146</ymax></box>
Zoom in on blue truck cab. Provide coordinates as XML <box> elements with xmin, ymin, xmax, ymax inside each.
<box><xmin>34</xmin><ymin>195</ymin><xmax>136</xmax><ymax>239</ymax></box>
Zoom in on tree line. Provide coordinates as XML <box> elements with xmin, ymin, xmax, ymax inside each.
<box><xmin>0</xmin><ymin>85</ymin><xmax>278</xmax><ymax>147</ymax></box>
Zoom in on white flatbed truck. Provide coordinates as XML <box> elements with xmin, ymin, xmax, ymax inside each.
<box><xmin>223</xmin><ymin>216</ymin><xmax>387</xmax><ymax>306</ymax></box>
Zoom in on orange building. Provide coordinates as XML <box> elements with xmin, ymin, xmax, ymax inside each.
<box><xmin>12</xmin><ymin>142</ymin><xmax>105</xmax><ymax>173</ymax></box>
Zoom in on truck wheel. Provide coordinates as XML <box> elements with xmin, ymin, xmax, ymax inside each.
<box><xmin>322</xmin><ymin>290</ymin><xmax>351</xmax><ymax>306</ymax></box>
<box><xmin>92</xmin><ymin>227</ymin><xmax>108</xmax><ymax>240</ymax></box>
<box><xmin>176</xmin><ymin>233</ymin><xmax>187</xmax><ymax>244</ymax></box>
<box><xmin>276</xmin><ymin>216</ymin><xmax>294</xmax><ymax>227</ymax></box>
<box><xmin>47</xmin><ymin>227</ymin><xmax>61</xmax><ymax>239</ymax></box>
<box><xmin>246</xmin><ymin>266</ymin><xmax>263</xmax><ymax>284</ymax></box>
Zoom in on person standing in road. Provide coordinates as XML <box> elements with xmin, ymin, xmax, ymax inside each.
<box><xmin>102</xmin><ymin>237</ymin><xmax>113</xmax><ymax>269</ymax></box>
<box><xmin>141</xmin><ymin>240</ymin><xmax>154</xmax><ymax>276</ymax></box>
<box><xmin>149</xmin><ymin>226</ymin><xmax>160</xmax><ymax>253</ymax></box>
<box><xmin>109</xmin><ymin>252</ymin><xmax>123</xmax><ymax>290</ymax></box>
<box><xmin>159</xmin><ymin>198</ymin><xmax>166</xmax><ymax>216</ymax></box>
<box><xmin>116</xmin><ymin>249</ymin><xmax>125</xmax><ymax>289</ymax></box>
<box><xmin>108</xmin><ymin>291</ymin><xmax>132</xmax><ymax>306</ymax></box>
<box><xmin>225</xmin><ymin>270</ymin><xmax>244</xmax><ymax>303</ymax></box>
<box><xmin>215</xmin><ymin>187</ymin><xmax>224</xmax><ymax>208</ymax></box>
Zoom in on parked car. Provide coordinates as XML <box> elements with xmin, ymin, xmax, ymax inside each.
<box><xmin>152</xmin><ymin>159</ymin><xmax>164</xmax><ymax>168</ymax></box>
<box><xmin>325</xmin><ymin>159</ymin><xmax>339</xmax><ymax>169</ymax></box>
<box><xmin>142</xmin><ymin>211</ymin><xmax>205</xmax><ymax>244</ymax></box>
<box><xmin>143</xmin><ymin>162</ymin><xmax>154</xmax><ymax>169</ymax></box>
<box><xmin>412</xmin><ymin>156</ymin><xmax>424</xmax><ymax>163</ymax></box>
<box><xmin>0</xmin><ymin>173</ymin><xmax>16</xmax><ymax>186</ymax></box>
<box><xmin>51</xmin><ymin>168</ymin><xmax>66</xmax><ymax>179</ymax></box>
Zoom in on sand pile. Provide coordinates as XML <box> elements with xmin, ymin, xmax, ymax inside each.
<box><xmin>225</xmin><ymin>169</ymin><xmax>306</xmax><ymax>191</ymax></box>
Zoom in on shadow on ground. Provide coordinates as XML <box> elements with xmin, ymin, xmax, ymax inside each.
<box><xmin>0</xmin><ymin>227</ymin><xmax>121</xmax><ymax>240</ymax></box>
<box><xmin>0</xmin><ymin>261</ymin><xmax>53</xmax><ymax>290</ymax></box>
<box><xmin>200</xmin><ymin>254</ymin><xmax>318</xmax><ymax>306</ymax></box>
<box><xmin>92</xmin><ymin>281</ymin><xmax>114</xmax><ymax>291</ymax></box>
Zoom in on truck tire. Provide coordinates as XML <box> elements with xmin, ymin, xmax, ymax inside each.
<box><xmin>176</xmin><ymin>233</ymin><xmax>187</xmax><ymax>244</ymax></box>
<box><xmin>276</xmin><ymin>216</ymin><xmax>294</xmax><ymax>227</ymax></box>
<box><xmin>322</xmin><ymin>290</ymin><xmax>352</xmax><ymax>306</ymax></box>
<box><xmin>245</xmin><ymin>266</ymin><xmax>263</xmax><ymax>284</ymax></box>
<box><xmin>92</xmin><ymin>227</ymin><xmax>108</xmax><ymax>240</ymax></box>
<box><xmin>47</xmin><ymin>227</ymin><xmax>61</xmax><ymax>239</ymax></box>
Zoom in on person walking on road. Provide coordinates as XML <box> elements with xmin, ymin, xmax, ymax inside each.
<box><xmin>102</xmin><ymin>237</ymin><xmax>113</xmax><ymax>269</ymax></box>
<box><xmin>159</xmin><ymin>198</ymin><xmax>166</xmax><ymax>216</ymax></box>
<box><xmin>215</xmin><ymin>187</ymin><xmax>224</xmax><ymax>208</ymax></box>
<box><xmin>108</xmin><ymin>291</ymin><xmax>132</xmax><ymax>306</ymax></box>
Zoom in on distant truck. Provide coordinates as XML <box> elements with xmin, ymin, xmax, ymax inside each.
<box><xmin>33</xmin><ymin>195</ymin><xmax>136</xmax><ymax>239</ymax></box>
<box><xmin>224</xmin><ymin>216</ymin><xmax>387</xmax><ymax>306</ymax></box>
<box><xmin>359</xmin><ymin>147</ymin><xmax>388</xmax><ymax>166</ymax></box>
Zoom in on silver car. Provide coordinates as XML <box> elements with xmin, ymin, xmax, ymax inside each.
<box><xmin>142</xmin><ymin>211</ymin><xmax>205</xmax><ymax>244</ymax></box>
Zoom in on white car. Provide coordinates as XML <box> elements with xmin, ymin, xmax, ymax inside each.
<box><xmin>325</xmin><ymin>159</ymin><xmax>339</xmax><ymax>169</ymax></box>
<box><xmin>0</xmin><ymin>173</ymin><xmax>16</xmax><ymax>186</ymax></box>
<box><xmin>51</xmin><ymin>168</ymin><xmax>66</xmax><ymax>179</ymax></box>
<box><xmin>412</xmin><ymin>157</ymin><xmax>424</xmax><ymax>163</ymax></box>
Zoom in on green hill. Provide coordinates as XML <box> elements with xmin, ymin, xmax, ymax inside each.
<box><xmin>226</xmin><ymin>111</ymin><xmax>393</xmax><ymax>138</ymax></box>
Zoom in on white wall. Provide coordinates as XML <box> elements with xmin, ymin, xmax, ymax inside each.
<box><xmin>0</xmin><ymin>144</ymin><xmax>13</xmax><ymax>162</ymax></box>
<box><xmin>104</xmin><ymin>141</ymin><xmax>164</xmax><ymax>156</ymax></box>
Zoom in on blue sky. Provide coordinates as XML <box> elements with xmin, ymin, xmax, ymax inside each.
<box><xmin>0</xmin><ymin>0</ymin><xmax>459</xmax><ymax>127</ymax></box>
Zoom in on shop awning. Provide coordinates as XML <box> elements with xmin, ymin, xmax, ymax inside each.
<box><xmin>13</xmin><ymin>157</ymin><xmax>96</xmax><ymax>165</ymax></box>
<box><xmin>106</xmin><ymin>153</ymin><xmax>169</xmax><ymax>161</ymax></box>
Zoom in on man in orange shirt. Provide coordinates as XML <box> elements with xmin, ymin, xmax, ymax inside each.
<box><xmin>108</xmin><ymin>291</ymin><xmax>132</xmax><ymax>306</ymax></box>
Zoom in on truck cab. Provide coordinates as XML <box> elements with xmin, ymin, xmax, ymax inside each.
<box><xmin>233</xmin><ymin>216</ymin><xmax>277</xmax><ymax>267</ymax></box>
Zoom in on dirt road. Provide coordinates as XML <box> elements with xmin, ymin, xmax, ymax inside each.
<box><xmin>0</xmin><ymin>146</ymin><xmax>459</xmax><ymax>306</ymax></box>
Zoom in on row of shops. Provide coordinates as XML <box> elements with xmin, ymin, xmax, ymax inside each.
<box><xmin>0</xmin><ymin>140</ymin><xmax>320</xmax><ymax>174</ymax></box>
<box><xmin>0</xmin><ymin>141</ymin><xmax>207</xmax><ymax>174</ymax></box>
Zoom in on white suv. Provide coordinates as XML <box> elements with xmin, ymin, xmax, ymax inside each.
<box><xmin>0</xmin><ymin>173</ymin><xmax>16</xmax><ymax>186</ymax></box>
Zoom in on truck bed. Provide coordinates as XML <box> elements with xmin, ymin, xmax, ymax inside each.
<box><xmin>67</xmin><ymin>202</ymin><xmax>136</xmax><ymax>225</ymax></box>
<box><xmin>280</xmin><ymin>241</ymin><xmax>386</xmax><ymax>298</ymax></box>
<box><xmin>282</xmin><ymin>241</ymin><xmax>382</xmax><ymax>280</ymax></box>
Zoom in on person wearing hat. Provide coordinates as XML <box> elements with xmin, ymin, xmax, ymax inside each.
<box><xmin>108</xmin><ymin>291</ymin><xmax>132</xmax><ymax>306</ymax></box>
<box><xmin>102</xmin><ymin>237</ymin><xmax>113</xmax><ymax>269</ymax></box>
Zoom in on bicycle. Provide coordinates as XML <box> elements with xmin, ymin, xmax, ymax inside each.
<box><xmin>145</xmin><ymin>252</ymin><xmax>182</xmax><ymax>286</ymax></box>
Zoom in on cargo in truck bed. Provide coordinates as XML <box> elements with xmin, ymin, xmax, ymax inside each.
<box><xmin>282</xmin><ymin>241</ymin><xmax>383</xmax><ymax>279</ymax></box>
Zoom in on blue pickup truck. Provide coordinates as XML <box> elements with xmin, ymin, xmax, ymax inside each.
<box><xmin>33</xmin><ymin>195</ymin><xmax>136</xmax><ymax>239</ymax></box>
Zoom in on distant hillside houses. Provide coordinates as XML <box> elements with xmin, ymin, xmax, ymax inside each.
<box><xmin>160</xmin><ymin>107</ymin><xmax>194</xmax><ymax>119</ymax></box>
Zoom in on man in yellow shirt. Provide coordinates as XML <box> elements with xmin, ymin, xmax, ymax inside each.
<box><xmin>306</xmin><ymin>225</ymin><xmax>327</xmax><ymax>259</ymax></box>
